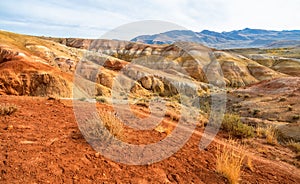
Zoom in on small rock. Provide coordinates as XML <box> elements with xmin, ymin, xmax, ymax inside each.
<box><xmin>95</xmin><ymin>152</ymin><xmax>101</xmax><ymax>158</ymax></box>
<box><xmin>7</xmin><ymin>125</ymin><xmax>13</xmax><ymax>130</ymax></box>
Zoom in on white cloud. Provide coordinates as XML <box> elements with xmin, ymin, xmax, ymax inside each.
<box><xmin>0</xmin><ymin>0</ymin><xmax>299</xmax><ymax>38</ymax></box>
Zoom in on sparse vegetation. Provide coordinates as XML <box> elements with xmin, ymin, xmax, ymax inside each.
<box><xmin>292</xmin><ymin>115</ymin><xmax>300</xmax><ymax>120</ymax></box>
<box><xmin>216</xmin><ymin>139</ymin><xmax>246</xmax><ymax>184</ymax></box>
<box><xmin>279</xmin><ymin>97</ymin><xmax>287</xmax><ymax>102</ymax></box>
<box><xmin>252</xmin><ymin>109</ymin><xmax>260</xmax><ymax>116</ymax></box>
<box><xmin>286</xmin><ymin>140</ymin><xmax>300</xmax><ymax>153</ymax></box>
<box><xmin>256</xmin><ymin>125</ymin><xmax>279</xmax><ymax>145</ymax></box>
<box><xmin>0</xmin><ymin>104</ymin><xmax>18</xmax><ymax>116</ymax></box>
<box><xmin>244</xmin><ymin>94</ymin><xmax>251</xmax><ymax>99</ymax></box>
<box><xmin>221</xmin><ymin>113</ymin><xmax>254</xmax><ymax>138</ymax></box>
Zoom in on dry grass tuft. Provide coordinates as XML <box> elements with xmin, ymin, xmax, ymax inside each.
<box><xmin>0</xmin><ymin>104</ymin><xmax>18</xmax><ymax>116</ymax></box>
<box><xmin>216</xmin><ymin>139</ymin><xmax>246</xmax><ymax>184</ymax></box>
<box><xmin>98</xmin><ymin>111</ymin><xmax>124</xmax><ymax>139</ymax></box>
<box><xmin>265</xmin><ymin>125</ymin><xmax>278</xmax><ymax>145</ymax></box>
<box><xmin>255</xmin><ymin>126</ymin><xmax>265</xmax><ymax>138</ymax></box>
<box><xmin>246</xmin><ymin>156</ymin><xmax>254</xmax><ymax>172</ymax></box>
<box><xmin>256</xmin><ymin>125</ymin><xmax>278</xmax><ymax>145</ymax></box>
<box><xmin>81</xmin><ymin>111</ymin><xmax>124</xmax><ymax>143</ymax></box>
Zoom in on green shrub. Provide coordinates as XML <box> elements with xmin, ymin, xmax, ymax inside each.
<box><xmin>79</xmin><ymin>97</ymin><xmax>86</xmax><ymax>101</ymax></box>
<box><xmin>222</xmin><ymin>113</ymin><xmax>254</xmax><ymax>138</ymax></box>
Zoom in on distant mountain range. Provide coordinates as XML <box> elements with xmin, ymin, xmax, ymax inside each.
<box><xmin>131</xmin><ymin>28</ymin><xmax>300</xmax><ymax>49</ymax></box>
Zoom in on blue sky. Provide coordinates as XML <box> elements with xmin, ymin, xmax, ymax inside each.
<box><xmin>0</xmin><ymin>0</ymin><xmax>299</xmax><ymax>39</ymax></box>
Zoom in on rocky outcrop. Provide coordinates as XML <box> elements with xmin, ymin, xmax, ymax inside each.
<box><xmin>248</xmin><ymin>54</ymin><xmax>300</xmax><ymax>77</ymax></box>
<box><xmin>0</xmin><ymin>46</ymin><xmax>19</xmax><ymax>64</ymax></box>
<box><xmin>0</xmin><ymin>70</ymin><xmax>71</xmax><ymax>97</ymax></box>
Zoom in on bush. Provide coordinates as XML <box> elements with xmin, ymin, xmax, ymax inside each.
<box><xmin>252</xmin><ymin>109</ymin><xmax>260</xmax><ymax>116</ymax></box>
<box><xmin>279</xmin><ymin>97</ymin><xmax>287</xmax><ymax>102</ymax></box>
<box><xmin>79</xmin><ymin>97</ymin><xmax>86</xmax><ymax>101</ymax></box>
<box><xmin>221</xmin><ymin>114</ymin><xmax>254</xmax><ymax>138</ymax></box>
<box><xmin>292</xmin><ymin>115</ymin><xmax>300</xmax><ymax>120</ymax></box>
<box><xmin>0</xmin><ymin>104</ymin><xmax>18</xmax><ymax>116</ymax></box>
<box><xmin>96</xmin><ymin>96</ymin><xmax>107</xmax><ymax>103</ymax></box>
<box><xmin>216</xmin><ymin>139</ymin><xmax>246</xmax><ymax>184</ymax></box>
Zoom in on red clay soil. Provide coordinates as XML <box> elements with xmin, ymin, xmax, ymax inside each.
<box><xmin>0</xmin><ymin>95</ymin><xmax>300</xmax><ymax>183</ymax></box>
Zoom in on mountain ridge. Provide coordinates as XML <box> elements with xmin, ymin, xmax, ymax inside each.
<box><xmin>131</xmin><ymin>28</ymin><xmax>300</xmax><ymax>49</ymax></box>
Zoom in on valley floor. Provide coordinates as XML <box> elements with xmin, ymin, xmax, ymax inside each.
<box><xmin>0</xmin><ymin>95</ymin><xmax>299</xmax><ymax>183</ymax></box>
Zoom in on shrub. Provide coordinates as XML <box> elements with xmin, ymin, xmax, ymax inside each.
<box><xmin>244</xmin><ymin>94</ymin><xmax>250</xmax><ymax>98</ymax></box>
<box><xmin>216</xmin><ymin>139</ymin><xmax>246</xmax><ymax>184</ymax></box>
<box><xmin>221</xmin><ymin>114</ymin><xmax>254</xmax><ymax>138</ymax></box>
<box><xmin>252</xmin><ymin>109</ymin><xmax>260</xmax><ymax>116</ymax></box>
<box><xmin>96</xmin><ymin>96</ymin><xmax>107</xmax><ymax>103</ymax></box>
<box><xmin>79</xmin><ymin>97</ymin><xmax>86</xmax><ymax>101</ymax></box>
<box><xmin>279</xmin><ymin>97</ymin><xmax>287</xmax><ymax>102</ymax></box>
<box><xmin>0</xmin><ymin>104</ymin><xmax>18</xmax><ymax>116</ymax></box>
<box><xmin>292</xmin><ymin>115</ymin><xmax>300</xmax><ymax>120</ymax></box>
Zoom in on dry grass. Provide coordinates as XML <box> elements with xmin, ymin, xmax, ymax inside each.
<box><xmin>81</xmin><ymin>111</ymin><xmax>124</xmax><ymax>143</ymax></box>
<box><xmin>98</xmin><ymin>111</ymin><xmax>124</xmax><ymax>139</ymax></box>
<box><xmin>256</xmin><ymin>125</ymin><xmax>278</xmax><ymax>145</ymax></box>
<box><xmin>265</xmin><ymin>125</ymin><xmax>278</xmax><ymax>145</ymax></box>
<box><xmin>246</xmin><ymin>157</ymin><xmax>254</xmax><ymax>172</ymax></box>
<box><xmin>165</xmin><ymin>110</ymin><xmax>180</xmax><ymax>121</ymax></box>
<box><xmin>286</xmin><ymin>140</ymin><xmax>300</xmax><ymax>153</ymax></box>
<box><xmin>216</xmin><ymin>139</ymin><xmax>246</xmax><ymax>184</ymax></box>
<box><xmin>255</xmin><ymin>126</ymin><xmax>265</xmax><ymax>138</ymax></box>
<box><xmin>0</xmin><ymin>104</ymin><xmax>18</xmax><ymax>116</ymax></box>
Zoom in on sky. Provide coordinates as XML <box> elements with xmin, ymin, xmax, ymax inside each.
<box><xmin>0</xmin><ymin>0</ymin><xmax>300</xmax><ymax>39</ymax></box>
